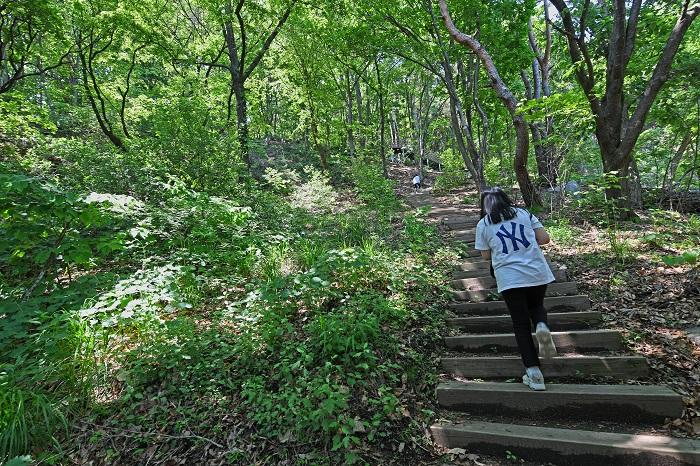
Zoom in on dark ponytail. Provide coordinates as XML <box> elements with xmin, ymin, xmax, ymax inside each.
<box><xmin>480</xmin><ymin>187</ymin><xmax>517</xmax><ymax>224</ymax></box>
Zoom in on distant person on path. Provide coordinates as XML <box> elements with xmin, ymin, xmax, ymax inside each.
<box><xmin>412</xmin><ymin>173</ymin><xmax>422</xmax><ymax>192</ymax></box>
<box><xmin>475</xmin><ymin>187</ymin><xmax>556</xmax><ymax>391</ymax></box>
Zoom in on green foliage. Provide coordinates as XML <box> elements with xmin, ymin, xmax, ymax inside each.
<box><xmin>350</xmin><ymin>162</ymin><xmax>400</xmax><ymax>215</ymax></box>
<box><xmin>290</xmin><ymin>166</ymin><xmax>337</xmax><ymax>213</ymax></box>
<box><xmin>484</xmin><ymin>155</ymin><xmax>513</xmax><ymax>187</ymax></box>
<box><xmin>3</xmin><ymin>456</ymin><xmax>33</xmax><ymax>466</ymax></box>
<box><xmin>0</xmin><ymin>174</ymin><xmax>124</xmax><ymax>293</ymax></box>
<box><xmin>0</xmin><ymin>153</ymin><xmax>447</xmax><ymax>463</ymax></box>
<box><xmin>433</xmin><ymin>149</ymin><xmax>467</xmax><ymax>192</ymax></box>
<box><xmin>662</xmin><ymin>251</ymin><xmax>699</xmax><ymax>266</ymax></box>
<box><xmin>263</xmin><ymin>167</ymin><xmax>301</xmax><ymax>194</ymax></box>
<box><xmin>544</xmin><ymin>217</ymin><xmax>577</xmax><ymax>246</ymax></box>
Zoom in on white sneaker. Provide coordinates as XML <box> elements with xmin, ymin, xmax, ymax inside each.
<box><xmin>523</xmin><ymin>366</ymin><xmax>546</xmax><ymax>391</ymax></box>
<box><xmin>535</xmin><ymin>322</ymin><xmax>557</xmax><ymax>359</ymax></box>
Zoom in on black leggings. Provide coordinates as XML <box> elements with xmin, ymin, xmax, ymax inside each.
<box><xmin>501</xmin><ymin>284</ymin><xmax>548</xmax><ymax>368</ymax></box>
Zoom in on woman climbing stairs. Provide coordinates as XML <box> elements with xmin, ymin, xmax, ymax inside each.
<box><xmin>415</xmin><ymin>197</ymin><xmax>700</xmax><ymax>466</ymax></box>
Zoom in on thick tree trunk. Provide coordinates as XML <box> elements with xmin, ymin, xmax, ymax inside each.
<box><xmin>439</xmin><ymin>0</ymin><xmax>540</xmax><ymax>206</ymax></box>
<box><xmin>550</xmin><ymin>0</ymin><xmax>699</xmax><ymax>209</ymax></box>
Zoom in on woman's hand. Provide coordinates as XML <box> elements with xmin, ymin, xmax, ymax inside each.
<box><xmin>534</xmin><ymin>227</ymin><xmax>550</xmax><ymax>245</ymax></box>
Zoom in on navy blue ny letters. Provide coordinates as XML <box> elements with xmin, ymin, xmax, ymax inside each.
<box><xmin>495</xmin><ymin>222</ymin><xmax>531</xmax><ymax>254</ymax></box>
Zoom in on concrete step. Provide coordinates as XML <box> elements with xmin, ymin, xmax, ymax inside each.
<box><xmin>449</xmin><ymin>295</ymin><xmax>591</xmax><ymax>315</ymax></box>
<box><xmin>453</xmin><ymin>262</ymin><xmax>560</xmax><ymax>279</ymax></box>
<box><xmin>447</xmin><ymin>310</ymin><xmax>601</xmax><ymax>332</ymax></box>
<box><xmin>444</xmin><ymin>329</ymin><xmax>623</xmax><ymax>353</ymax></box>
<box><xmin>455</xmin><ymin>254</ymin><xmax>553</xmax><ymax>269</ymax></box>
<box><xmin>453</xmin><ymin>233</ymin><xmax>476</xmax><ymax>243</ymax></box>
<box><xmin>450</xmin><ymin>228</ymin><xmax>478</xmax><ymax>236</ymax></box>
<box><xmin>440</xmin><ymin>214</ymin><xmax>480</xmax><ymax>225</ymax></box>
<box><xmin>437</xmin><ymin>381</ymin><xmax>684</xmax><ymax>423</ymax></box>
<box><xmin>431</xmin><ymin>421</ymin><xmax>700</xmax><ymax>465</ymax></box>
<box><xmin>428</xmin><ymin>207</ymin><xmax>477</xmax><ymax>217</ymax></box>
<box><xmin>441</xmin><ymin>355</ymin><xmax>649</xmax><ymax>379</ymax></box>
<box><xmin>451</xmin><ymin>282</ymin><xmax>578</xmax><ymax>302</ymax></box>
<box><xmin>451</xmin><ymin>269</ymin><xmax>568</xmax><ymax>290</ymax></box>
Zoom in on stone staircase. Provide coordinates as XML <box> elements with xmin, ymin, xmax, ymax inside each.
<box><xmin>410</xmin><ymin>194</ymin><xmax>700</xmax><ymax>466</ymax></box>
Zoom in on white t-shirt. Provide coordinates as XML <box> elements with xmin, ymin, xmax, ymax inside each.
<box><xmin>412</xmin><ymin>175</ymin><xmax>421</xmax><ymax>184</ymax></box>
<box><xmin>475</xmin><ymin>208</ymin><xmax>555</xmax><ymax>292</ymax></box>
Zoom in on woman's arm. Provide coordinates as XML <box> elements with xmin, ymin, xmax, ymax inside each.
<box><xmin>480</xmin><ymin>249</ymin><xmax>492</xmax><ymax>260</ymax></box>
<box><xmin>534</xmin><ymin>227</ymin><xmax>550</xmax><ymax>245</ymax></box>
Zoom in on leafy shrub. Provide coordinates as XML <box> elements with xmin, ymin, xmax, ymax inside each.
<box><xmin>351</xmin><ymin>162</ymin><xmax>400</xmax><ymax>215</ymax></box>
<box><xmin>290</xmin><ymin>166</ymin><xmax>337</xmax><ymax>213</ymax></box>
<box><xmin>0</xmin><ymin>174</ymin><xmax>124</xmax><ymax>294</ymax></box>
<box><xmin>79</xmin><ymin>264</ymin><xmax>193</xmax><ymax>328</ymax></box>
<box><xmin>433</xmin><ymin>149</ymin><xmax>467</xmax><ymax>192</ymax></box>
<box><xmin>263</xmin><ymin>167</ymin><xmax>301</xmax><ymax>194</ymax></box>
<box><xmin>544</xmin><ymin>217</ymin><xmax>577</xmax><ymax>246</ymax></box>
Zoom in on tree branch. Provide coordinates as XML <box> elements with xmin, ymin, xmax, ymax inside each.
<box><xmin>243</xmin><ymin>0</ymin><xmax>297</xmax><ymax>80</ymax></box>
<box><xmin>620</xmin><ymin>4</ymin><xmax>700</xmax><ymax>164</ymax></box>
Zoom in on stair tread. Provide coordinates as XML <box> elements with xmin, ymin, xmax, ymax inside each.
<box><xmin>449</xmin><ymin>295</ymin><xmax>591</xmax><ymax>314</ymax></box>
<box><xmin>448</xmin><ymin>310</ymin><xmax>600</xmax><ymax>322</ymax></box>
<box><xmin>452</xmin><ymin>281</ymin><xmax>579</xmax><ymax>301</ymax></box>
<box><xmin>444</xmin><ymin>329</ymin><xmax>623</xmax><ymax>352</ymax></box>
<box><xmin>451</xmin><ymin>269</ymin><xmax>567</xmax><ymax>289</ymax></box>
<box><xmin>431</xmin><ymin>421</ymin><xmax>700</xmax><ymax>465</ymax></box>
<box><xmin>442</xmin><ymin>355</ymin><xmax>649</xmax><ymax>378</ymax></box>
<box><xmin>438</xmin><ymin>381</ymin><xmax>681</xmax><ymax>397</ymax></box>
<box><xmin>447</xmin><ymin>310</ymin><xmax>600</xmax><ymax>331</ymax></box>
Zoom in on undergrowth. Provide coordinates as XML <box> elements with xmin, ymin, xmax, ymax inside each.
<box><xmin>1</xmin><ymin>158</ymin><xmax>450</xmax><ymax>465</ymax></box>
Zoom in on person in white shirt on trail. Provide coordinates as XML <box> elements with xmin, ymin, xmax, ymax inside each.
<box><xmin>412</xmin><ymin>174</ymin><xmax>422</xmax><ymax>192</ymax></box>
<box><xmin>474</xmin><ymin>187</ymin><xmax>557</xmax><ymax>391</ymax></box>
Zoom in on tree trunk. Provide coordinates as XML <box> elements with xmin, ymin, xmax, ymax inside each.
<box><xmin>345</xmin><ymin>71</ymin><xmax>356</xmax><ymax>157</ymax></box>
<box><xmin>439</xmin><ymin>0</ymin><xmax>539</xmax><ymax>206</ymax></box>
<box><xmin>375</xmin><ymin>56</ymin><xmax>388</xmax><ymax>177</ymax></box>
<box><xmin>628</xmin><ymin>157</ymin><xmax>643</xmax><ymax>209</ymax></box>
<box><xmin>663</xmin><ymin>132</ymin><xmax>692</xmax><ymax>191</ymax></box>
<box><xmin>390</xmin><ymin>109</ymin><xmax>400</xmax><ymax>151</ymax></box>
<box><xmin>449</xmin><ymin>96</ymin><xmax>484</xmax><ymax>189</ymax></box>
<box><xmin>232</xmin><ymin>76</ymin><xmax>249</xmax><ymax>167</ymax></box>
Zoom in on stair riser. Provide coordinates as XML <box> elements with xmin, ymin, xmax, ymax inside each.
<box><xmin>431</xmin><ymin>425</ymin><xmax>700</xmax><ymax>466</ymax></box>
<box><xmin>457</xmin><ymin>255</ymin><xmax>552</xmax><ymax>267</ymax></box>
<box><xmin>451</xmin><ymin>269</ymin><xmax>568</xmax><ymax>290</ymax></box>
<box><xmin>447</xmin><ymin>313</ymin><xmax>600</xmax><ymax>332</ymax></box>
<box><xmin>438</xmin><ymin>215</ymin><xmax>480</xmax><ymax>223</ymax></box>
<box><xmin>452</xmin><ymin>282</ymin><xmax>578</xmax><ymax>302</ymax></box>
<box><xmin>453</xmin><ymin>263</ymin><xmax>557</xmax><ymax>279</ymax></box>
<box><xmin>438</xmin><ymin>392</ymin><xmax>682</xmax><ymax>424</ymax></box>
<box><xmin>441</xmin><ymin>357</ymin><xmax>649</xmax><ymax>379</ymax></box>
<box><xmin>443</xmin><ymin>224</ymin><xmax>480</xmax><ymax>232</ymax></box>
<box><xmin>452</xmin><ymin>234</ymin><xmax>476</xmax><ymax>243</ymax></box>
<box><xmin>449</xmin><ymin>295</ymin><xmax>591</xmax><ymax>315</ymax></box>
<box><xmin>444</xmin><ymin>330</ymin><xmax>623</xmax><ymax>353</ymax></box>
<box><xmin>428</xmin><ymin>207</ymin><xmax>480</xmax><ymax>217</ymax></box>
<box><xmin>438</xmin><ymin>382</ymin><xmax>683</xmax><ymax>422</ymax></box>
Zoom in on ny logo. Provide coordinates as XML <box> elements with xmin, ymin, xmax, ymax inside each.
<box><xmin>495</xmin><ymin>222</ymin><xmax>531</xmax><ymax>254</ymax></box>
